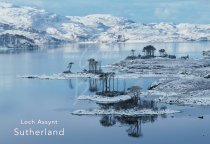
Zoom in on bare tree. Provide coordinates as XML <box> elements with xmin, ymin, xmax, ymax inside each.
<box><xmin>131</xmin><ymin>49</ymin><xmax>135</xmax><ymax>57</ymax></box>
<box><xmin>88</xmin><ymin>58</ymin><xmax>95</xmax><ymax>73</ymax></box>
<box><xmin>159</xmin><ymin>49</ymin><xmax>166</xmax><ymax>57</ymax></box>
<box><xmin>67</xmin><ymin>62</ymin><xmax>74</xmax><ymax>72</ymax></box>
<box><xmin>128</xmin><ymin>86</ymin><xmax>142</xmax><ymax>103</ymax></box>
<box><xmin>143</xmin><ymin>45</ymin><xmax>156</xmax><ymax>57</ymax></box>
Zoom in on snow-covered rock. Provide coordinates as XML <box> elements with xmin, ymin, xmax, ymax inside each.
<box><xmin>1</xmin><ymin>2</ymin><xmax>210</xmax><ymax>48</ymax></box>
<box><xmin>0</xmin><ymin>33</ymin><xmax>38</xmax><ymax>48</ymax></box>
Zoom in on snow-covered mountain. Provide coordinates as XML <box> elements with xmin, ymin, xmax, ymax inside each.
<box><xmin>1</xmin><ymin>2</ymin><xmax>210</xmax><ymax>48</ymax></box>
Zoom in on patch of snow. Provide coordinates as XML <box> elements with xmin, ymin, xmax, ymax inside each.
<box><xmin>77</xmin><ymin>95</ymin><xmax>132</xmax><ymax>104</ymax></box>
<box><xmin>158</xmin><ymin>96</ymin><xmax>210</xmax><ymax>106</ymax></box>
<box><xmin>0</xmin><ymin>2</ymin><xmax>13</xmax><ymax>8</ymax></box>
<box><xmin>17</xmin><ymin>72</ymin><xmax>173</xmax><ymax>80</ymax></box>
<box><xmin>17</xmin><ymin>73</ymin><xmax>99</xmax><ymax>80</ymax></box>
<box><xmin>72</xmin><ymin>108</ymin><xmax>180</xmax><ymax>116</ymax></box>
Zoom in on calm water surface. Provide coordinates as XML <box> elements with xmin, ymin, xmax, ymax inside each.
<box><xmin>0</xmin><ymin>42</ymin><xmax>210</xmax><ymax>144</ymax></box>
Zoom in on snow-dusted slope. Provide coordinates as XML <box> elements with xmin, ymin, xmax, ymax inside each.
<box><xmin>149</xmin><ymin>77</ymin><xmax>210</xmax><ymax>106</ymax></box>
<box><xmin>1</xmin><ymin>2</ymin><xmax>210</xmax><ymax>48</ymax></box>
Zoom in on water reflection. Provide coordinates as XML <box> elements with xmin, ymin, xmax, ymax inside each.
<box><xmin>99</xmin><ymin>115</ymin><xmax>159</xmax><ymax>138</ymax></box>
<box><xmin>1</xmin><ymin>42</ymin><xmax>209</xmax><ymax>55</ymax></box>
<box><xmin>89</xmin><ymin>79</ymin><xmax>98</xmax><ymax>92</ymax></box>
<box><xmin>68</xmin><ymin>79</ymin><xmax>74</xmax><ymax>89</ymax></box>
<box><xmin>90</xmin><ymin>74</ymin><xmax>167</xmax><ymax>138</ymax></box>
<box><xmin>88</xmin><ymin>77</ymin><xmax>127</xmax><ymax>95</ymax></box>
<box><xmin>69</xmin><ymin>76</ymin><xmax>166</xmax><ymax>138</ymax></box>
<box><xmin>0</xmin><ymin>47</ymin><xmax>38</xmax><ymax>54</ymax></box>
<box><xmin>98</xmin><ymin>97</ymin><xmax>166</xmax><ymax>138</ymax></box>
<box><xmin>98</xmin><ymin>99</ymin><xmax>167</xmax><ymax>138</ymax></box>
<box><xmin>67</xmin><ymin>77</ymin><xmax>128</xmax><ymax>94</ymax></box>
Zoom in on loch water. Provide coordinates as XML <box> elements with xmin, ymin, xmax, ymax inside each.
<box><xmin>0</xmin><ymin>42</ymin><xmax>210</xmax><ymax>144</ymax></box>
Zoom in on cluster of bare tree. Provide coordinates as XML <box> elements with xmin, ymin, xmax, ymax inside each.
<box><xmin>87</xmin><ymin>58</ymin><xmax>102</xmax><ymax>74</ymax></box>
<box><xmin>126</xmin><ymin>45</ymin><xmax>179</xmax><ymax>60</ymax></box>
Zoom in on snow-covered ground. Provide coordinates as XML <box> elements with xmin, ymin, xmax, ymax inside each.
<box><xmin>111</xmin><ymin>57</ymin><xmax>210</xmax><ymax>106</ymax></box>
<box><xmin>72</xmin><ymin>108</ymin><xmax>180</xmax><ymax>116</ymax></box>
<box><xmin>112</xmin><ymin>57</ymin><xmax>210</xmax><ymax>78</ymax></box>
<box><xmin>78</xmin><ymin>95</ymin><xmax>132</xmax><ymax>104</ymax></box>
<box><xmin>18</xmin><ymin>72</ymin><xmax>164</xmax><ymax>80</ymax></box>
<box><xmin>18</xmin><ymin>71</ymin><xmax>179</xmax><ymax>80</ymax></box>
<box><xmin>148</xmin><ymin>77</ymin><xmax>210</xmax><ymax>106</ymax></box>
<box><xmin>17</xmin><ymin>72</ymin><xmax>99</xmax><ymax>80</ymax></box>
<box><xmin>1</xmin><ymin>2</ymin><xmax>210</xmax><ymax>48</ymax></box>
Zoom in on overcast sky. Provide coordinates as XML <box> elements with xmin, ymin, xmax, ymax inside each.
<box><xmin>4</xmin><ymin>0</ymin><xmax>210</xmax><ymax>24</ymax></box>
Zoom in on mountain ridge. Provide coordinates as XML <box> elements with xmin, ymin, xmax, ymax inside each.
<box><xmin>0</xmin><ymin>2</ymin><xmax>210</xmax><ymax>48</ymax></box>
